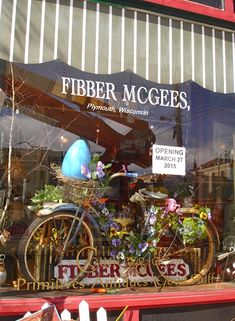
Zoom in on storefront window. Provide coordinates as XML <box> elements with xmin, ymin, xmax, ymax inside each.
<box><xmin>0</xmin><ymin>60</ymin><xmax>234</xmax><ymax>291</ymax></box>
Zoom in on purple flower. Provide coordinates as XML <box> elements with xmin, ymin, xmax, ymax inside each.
<box><xmin>138</xmin><ymin>242</ymin><xmax>149</xmax><ymax>253</ymax></box>
<box><xmin>110</xmin><ymin>249</ymin><xmax>117</xmax><ymax>257</ymax></box>
<box><xmin>129</xmin><ymin>244</ymin><xmax>135</xmax><ymax>254</ymax></box>
<box><xmin>96</xmin><ymin>161</ymin><xmax>106</xmax><ymax>179</ymax></box>
<box><xmin>161</xmin><ymin>208</ymin><xmax>168</xmax><ymax>218</ymax></box>
<box><xmin>110</xmin><ymin>221</ymin><xmax>119</xmax><ymax>230</ymax></box>
<box><xmin>97</xmin><ymin>161</ymin><xmax>105</xmax><ymax>170</ymax></box>
<box><xmin>149</xmin><ymin>215</ymin><xmax>156</xmax><ymax>225</ymax></box>
<box><xmin>81</xmin><ymin>165</ymin><xmax>91</xmax><ymax>178</ymax></box>
<box><xmin>112</xmin><ymin>238</ymin><xmax>121</xmax><ymax>247</ymax></box>
<box><xmin>101</xmin><ymin>224</ymin><xmax>109</xmax><ymax>232</ymax></box>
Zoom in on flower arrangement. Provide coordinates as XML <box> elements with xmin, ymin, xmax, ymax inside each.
<box><xmin>81</xmin><ymin>153</ymin><xmax>112</xmax><ymax>187</ymax></box>
<box><xmin>98</xmin><ymin>201</ymin><xmax>212</xmax><ymax>262</ymax></box>
<box><xmin>50</xmin><ymin>154</ymin><xmax>112</xmax><ymax>205</ymax></box>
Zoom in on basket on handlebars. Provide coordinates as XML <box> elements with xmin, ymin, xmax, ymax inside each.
<box><xmin>51</xmin><ymin>164</ymin><xmax>110</xmax><ymax>205</ymax></box>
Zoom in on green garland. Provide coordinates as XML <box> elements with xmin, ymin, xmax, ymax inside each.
<box><xmin>98</xmin><ymin>202</ymin><xmax>211</xmax><ymax>261</ymax></box>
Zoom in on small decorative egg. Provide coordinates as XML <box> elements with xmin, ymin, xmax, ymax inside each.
<box><xmin>61</xmin><ymin>139</ymin><xmax>91</xmax><ymax>180</ymax></box>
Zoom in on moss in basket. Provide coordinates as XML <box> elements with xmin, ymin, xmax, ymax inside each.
<box><xmin>31</xmin><ymin>184</ymin><xmax>63</xmax><ymax>211</ymax></box>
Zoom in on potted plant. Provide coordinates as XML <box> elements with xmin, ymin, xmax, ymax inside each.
<box><xmin>30</xmin><ymin>184</ymin><xmax>63</xmax><ymax>214</ymax></box>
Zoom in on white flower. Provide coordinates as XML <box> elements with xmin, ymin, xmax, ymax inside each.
<box><xmin>102</xmin><ymin>207</ymin><xmax>109</xmax><ymax>216</ymax></box>
<box><xmin>116</xmin><ymin>251</ymin><xmax>125</xmax><ymax>261</ymax></box>
<box><xmin>148</xmin><ymin>226</ymin><xmax>155</xmax><ymax>236</ymax></box>
<box><xmin>152</xmin><ymin>239</ymin><xmax>158</xmax><ymax>247</ymax></box>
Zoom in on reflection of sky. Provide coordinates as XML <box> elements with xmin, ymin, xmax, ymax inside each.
<box><xmin>184</xmin><ymin>83</ymin><xmax>235</xmax><ymax>169</ymax></box>
<box><xmin>4</xmin><ymin>60</ymin><xmax>235</xmax><ymax>173</ymax></box>
<box><xmin>147</xmin><ymin>81</ymin><xmax>235</xmax><ymax>171</ymax></box>
<box><xmin>2</xmin><ymin>80</ymin><xmax>235</xmax><ymax>174</ymax></box>
<box><xmin>0</xmin><ymin>108</ymin><xmax>105</xmax><ymax>154</ymax></box>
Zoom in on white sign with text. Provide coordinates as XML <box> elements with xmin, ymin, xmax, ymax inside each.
<box><xmin>152</xmin><ymin>144</ymin><xmax>186</xmax><ymax>175</ymax></box>
<box><xmin>54</xmin><ymin>258</ymin><xmax>189</xmax><ymax>284</ymax></box>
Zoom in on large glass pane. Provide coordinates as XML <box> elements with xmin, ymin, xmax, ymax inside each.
<box><xmin>0</xmin><ymin>59</ymin><xmax>235</xmax><ymax>290</ymax></box>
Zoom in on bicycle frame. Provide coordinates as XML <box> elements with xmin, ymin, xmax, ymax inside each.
<box><xmin>46</xmin><ymin>176</ymin><xmax>220</xmax><ymax>264</ymax></box>
<box><xmin>18</xmin><ymin>171</ymin><xmax>219</xmax><ymax>287</ymax></box>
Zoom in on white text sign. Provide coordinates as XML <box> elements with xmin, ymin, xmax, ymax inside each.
<box><xmin>152</xmin><ymin>144</ymin><xmax>186</xmax><ymax>175</ymax></box>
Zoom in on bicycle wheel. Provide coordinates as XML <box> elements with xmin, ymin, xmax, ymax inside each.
<box><xmin>18</xmin><ymin>209</ymin><xmax>101</xmax><ymax>288</ymax></box>
<box><xmin>151</xmin><ymin>215</ymin><xmax>215</xmax><ymax>286</ymax></box>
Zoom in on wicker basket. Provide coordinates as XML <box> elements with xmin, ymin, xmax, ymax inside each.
<box><xmin>51</xmin><ymin>164</ymin><xmax>110</xmax><ymax>205</ymax></box>
<box><xmin>63</xmin><ymin>183</ymin><xmax>110</xmax><ymax>205</ymax></box>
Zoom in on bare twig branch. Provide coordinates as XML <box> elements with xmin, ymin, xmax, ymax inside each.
<box><xmin>0</xmin><ymin>63</ymin><xmax>15</xmax><ymax>228</ymax></box>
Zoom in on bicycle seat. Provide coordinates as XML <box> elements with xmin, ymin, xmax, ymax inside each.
<box><xmin>139</xmin><ymin>189</ymin><xmax>168</xmax><ymax>199</ymax></box>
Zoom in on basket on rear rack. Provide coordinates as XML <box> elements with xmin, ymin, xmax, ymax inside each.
<box><xmin>51</xmin><ymin>164</ymin><xmax>110</xmax><ymax>205</ymax></box>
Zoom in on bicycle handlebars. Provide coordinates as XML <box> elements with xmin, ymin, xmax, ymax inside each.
<box><xmin>109</xmin><ymin>171</ymin><xmax>138</xmax><ymax>181</ymax></box>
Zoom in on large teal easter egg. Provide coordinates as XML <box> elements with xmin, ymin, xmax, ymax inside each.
<box><xmin>61</xmin><ymin>139</ymin><xmax>91</xmax><ymax>180</ymax></box>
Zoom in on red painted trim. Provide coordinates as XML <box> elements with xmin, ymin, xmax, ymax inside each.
<box><xmin>143</xmin><ymin>0</ymin><xmax>235</xmax><ymax>23</ymax></box>
<box><xmin>123</xmin><ymin>309</ymin><xmax>140</xmax><ymax>321</ymax></box>
<box><xmin>1</xmin><ymin>288</ymin><xmax>235</xmax><ymax>317</ymax></box>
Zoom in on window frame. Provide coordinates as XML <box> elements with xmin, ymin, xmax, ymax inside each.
<box><xmin>142</xmin><ymin>0</ymin><xmax>235</xmax><ymax>23</ymax></box>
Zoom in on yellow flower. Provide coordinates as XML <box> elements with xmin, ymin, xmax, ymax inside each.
<box><xmin>110</xmin><ymin>227</ymin><xmax>118</xmax><ymax>237</ymax></box>
<box><xmin>117</xmin><ymin>230</ymin><xmax>129</xmax><ymax>238</ymax></box>
<box><xmin>200</xmin><ymin>212</ymin><xmax>208</xmax><ymax>220</ymax></box>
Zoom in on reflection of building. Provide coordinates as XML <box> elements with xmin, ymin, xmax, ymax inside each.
<box><xmin>0</xmin><ymin>0</ymin><xmax>235</xmax><ymax>320</ymax></box>
<box><xmin>194</xmin><ymin>157</ymin><xmax>234</xmax><ymax>236</ymax></box>
<box><xmin>195</xmin><ymin>157</ymin><xmax>233</xmax><ymax>197</ymax></box>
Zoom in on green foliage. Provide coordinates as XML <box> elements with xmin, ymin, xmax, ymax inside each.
<box><xmin>181</xmin><ymin>217</ymin><xmax>207</xmax><ymax>245</ymax></box>
<box><xmin>31</xmin><ymin>184</ymin><xmax>63</xmax><ymax>211</ymax></box>
<box><xmin>85</xmin><ymin>153</ymin><xmax>112</xmax><ymax>186</ymax></box>
<box><xmin>99</xmin><ymin>202</ymin><xmax>211</xmax><ymax>262</ymax></box>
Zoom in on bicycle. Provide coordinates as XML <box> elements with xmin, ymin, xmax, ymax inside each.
<box><xmin>17</xmin><ymin>170</ymin><xmax>219</xmax><ymax>288</ymax></box>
